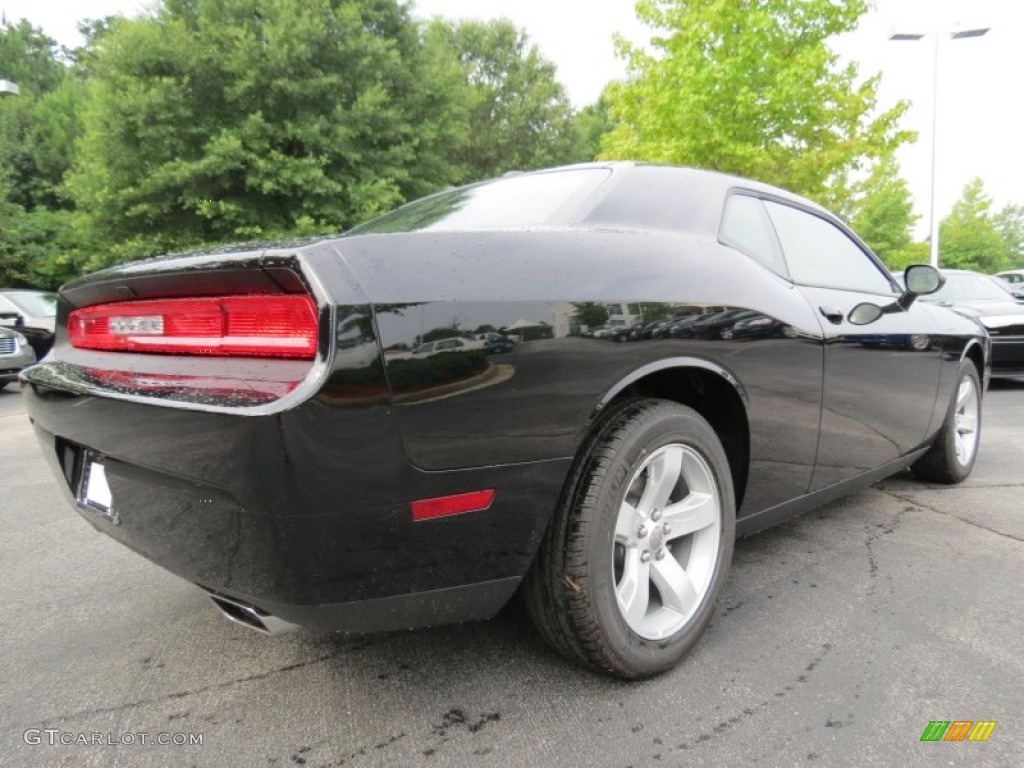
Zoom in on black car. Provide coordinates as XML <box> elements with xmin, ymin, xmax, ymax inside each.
<box><xmin>22</xmin><ymin>163</ymin><xmax>988</xmax><ymax>679</ymax></box>
<box><xmin>918</xmin><ymin>269</ymin><xmax>1024</xmax><ymax>377</ymax></box>
<box><xmin>608</xmin><ymin>324</ymin><xmax>644</xmax><ymax>342</ymax></box>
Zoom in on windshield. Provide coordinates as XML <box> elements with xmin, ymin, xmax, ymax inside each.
<box><xmin>2</xmin><ymin>291</ymin><xmax>57</xmax><ymax>317</ymax></box>
<box><xmin>924</xmin><ymin>274</ymin><xmax>1011</xmax><ymax>303</ymax></box>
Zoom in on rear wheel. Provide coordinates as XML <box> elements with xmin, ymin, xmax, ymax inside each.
<box><xmin>524</xmin><ymin>399</ymin><xmax>735</xmax><ymax>678</ymax></box>
<box><xmin>911</xmin><ymin>361</ymin><xmax>982</xmax><ymax>484</ymax></box>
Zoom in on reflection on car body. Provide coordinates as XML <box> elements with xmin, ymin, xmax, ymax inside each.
<box><xmin>22</xmin><ymin>162</ymin><xmax>988</xmax><ymax>679</ymax></box>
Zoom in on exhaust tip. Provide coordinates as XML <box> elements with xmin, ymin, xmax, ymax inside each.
<box><xmin>206</xmin><ymin>592</ymin><xmax>298</xmax><ymax>636</ymax></box>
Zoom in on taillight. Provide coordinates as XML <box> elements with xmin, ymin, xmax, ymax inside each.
<box><xmin>69</xmin><ymin>295</ymin><xmax>318</xmax><ymax>358</ymax></box>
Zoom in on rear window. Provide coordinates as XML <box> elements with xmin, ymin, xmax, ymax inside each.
<box><xmin>348</xmin><ymin>169</ymin><xmax>611</xmax><ymax>234</ymax></box>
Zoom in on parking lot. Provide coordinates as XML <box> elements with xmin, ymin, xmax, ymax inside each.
<box><xmin>1</xmin><ymin>381</ymin><xmax>1021</xmax><ymax>767</ymax></box>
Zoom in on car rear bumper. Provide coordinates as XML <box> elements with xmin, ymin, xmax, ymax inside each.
<box><xmin>24</xmin><ymin>380</ymin><xmax>568</xmax><ymax>632</ymax></box>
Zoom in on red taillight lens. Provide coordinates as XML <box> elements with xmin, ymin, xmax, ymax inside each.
<box><xmin>69</xmin><ymin>295</ymin><xmax>318</xmax><ymax>358</ymax></box>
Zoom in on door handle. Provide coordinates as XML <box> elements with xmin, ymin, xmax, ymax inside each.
<box><xmin>818</xmin><ymin>305</ymin><xmax>844</xmax><ymax>325</ymax></box>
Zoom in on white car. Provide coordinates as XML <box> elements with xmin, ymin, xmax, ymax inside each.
<box><xmin>995</xmin><ymin>269</ymin><xmax>1024</xmax><ymax>285</ymax></box>
<box><xmin>410</xmin><ymin>337</ymin><xmax>485</xmax><ymax>356</ymax></box>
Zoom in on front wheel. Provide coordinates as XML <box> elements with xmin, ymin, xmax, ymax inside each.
<box><xmin>911</xmin><ymin>361</ymin><xmax>982</xmax><ymax>484</ymax></box>
<box><xmin>524</xmin><ymin>399</ymin><xmax>735</xmax><ymax>679</ymax></box>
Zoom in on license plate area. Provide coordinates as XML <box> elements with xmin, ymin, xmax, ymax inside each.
<box><xmin>77</xmin><ymin>452</ymin><xmax>118</xmax><ymax>524</ymax></box>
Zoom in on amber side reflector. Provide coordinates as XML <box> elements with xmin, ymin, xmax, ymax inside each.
<box><xmin>411</xmin><ymin>489</ymin><xmax>496</xmax><ymax>521</ymax></box>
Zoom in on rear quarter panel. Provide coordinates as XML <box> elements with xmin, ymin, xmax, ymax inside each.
<box><xmin>339</xmin><ymin>229</ymin><xmax>828</xmax><ymax>517</ymax></box>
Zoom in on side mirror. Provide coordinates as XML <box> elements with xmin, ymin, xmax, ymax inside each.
<box><xmin>848</xmin><ymin>303</ymin><xmax>884</xmax><ymax>326</ymax></box>
<box><xmin>0</xmin><ymin>311</ymin><xmax>23</xmax><ymax>328</ymax></box>
<box><xmin>904</xmin><ymin>264</ymin><xmax>944</xmax><ymax>296</ymax></box>
<box><xmin>848</xmin><ymin>265</ymin><xmax>946</xmax><ymax>325</ymax></box>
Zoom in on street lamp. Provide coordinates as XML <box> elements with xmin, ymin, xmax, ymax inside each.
<box><xmin>0</xmin><ymin>79</ymin><xmax>19</xmax><ymax>96</ymax></box>
<box><xmin>890</xmin><ymin>27</ymin><xmax>989</xmax><ymax>268</ymax></box>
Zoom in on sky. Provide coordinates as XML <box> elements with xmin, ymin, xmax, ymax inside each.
<box><xmin>1</xmin><ymin>0</ymin><xmax>1021</xmax><ymax>237</ymax></box>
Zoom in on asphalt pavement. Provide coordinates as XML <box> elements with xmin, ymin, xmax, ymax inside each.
<box><xmin>1</xmin><ymin>380</ymin><xmax>1022</xmax><ymax>767</ymax></box>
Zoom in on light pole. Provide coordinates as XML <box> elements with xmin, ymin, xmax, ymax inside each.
<box><xmin>890</xmin><ymin>27</ymin><xmax>989</xmax><ymax>268</ymax></box>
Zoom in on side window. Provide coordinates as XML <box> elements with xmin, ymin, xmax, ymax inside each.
<box><xmin>764</xmin><ymin>201</ymin><xmax>894</xmax><ymax>294</ymax></box>
<box><xmin>719</xmin><ymin>195</ymin><xmax>786</xmax><ymax>275</ymax></box>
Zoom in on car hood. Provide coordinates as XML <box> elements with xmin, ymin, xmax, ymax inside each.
<box><xmin>22</xmin><ymin>315</ymin><xmax>56</xmax><ymax>333</ymax></box>
<box><xmin>931</xmin><ymin>299</ymin><xmax>1024</xmax><ymax>333</ymax></box>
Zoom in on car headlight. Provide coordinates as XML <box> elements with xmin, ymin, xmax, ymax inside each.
<box><xmin>13</xmin><ymin>332</ymin><xmax>28</xmax><ymax>345</ymax></box>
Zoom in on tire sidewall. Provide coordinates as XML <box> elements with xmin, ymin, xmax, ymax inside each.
<box><xmin>580</xmin><ymin>406</ymin><xmax>736</xmax><ymax>677</ymax></box>
<box><xmin>943</xmin><ymin>363</ymin><xmax>982</xmax><ymax>481</ymax></box>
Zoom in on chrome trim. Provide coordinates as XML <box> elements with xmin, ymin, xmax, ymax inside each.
<box><xmin>206</xmin><ymin>592</ymin><xmax>299</xmax><ymax>636</ymax></box>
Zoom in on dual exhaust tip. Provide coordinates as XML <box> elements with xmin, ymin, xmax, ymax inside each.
<box><xmin>206</xmin><ymin>591</ymin><xmax>298</xmax><ymax>636</ymax></box>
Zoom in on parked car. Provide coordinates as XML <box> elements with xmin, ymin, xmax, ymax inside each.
<box><xmin>724</xmin><ymin>312</ymin><xmax>789</xmax><ymax>340</ymax></box>
<box><xmin>22</xmin><ymin>163</ymin><xmax>987</xmax><ymax>679</ymax></box>
<box><xmin>994</xmin><ymin>268</ymin><xmax>1024</xmax><ymax>286</ymax></box>
<box><xmin>918</xmin><ymin>269</ymin><xmax>1024</xmax><ymax>377</ymax></box>
<box><xmin>410</xmin><ymin>336</ymin><xmax>484</xmax><ymax>356</ymax></box>
<box><xmin>0</xmin><ymin>327</ymin><xmax>36</xmax><ymax>388</ymax></box>
<box><xmin>479</xmin><ymin>333</ymin><xmax>515</xmax><ymax>354</ymax></box>
<box><xmin>608</xmin><ymin>324</ymin><xmax>644</xmax><ymax>342</ymax></box>
<box><xmin>0</xmin><ymin>289</ymin><xmax>57</xmax><ymax>359</ymax></box>
<box><xmin>991</xmin><ymin>269</ymin><xmax>1024</xmax><ymax>300</ymax></box>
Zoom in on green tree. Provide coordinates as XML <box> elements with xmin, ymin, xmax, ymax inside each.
<box><xmin>569</xmin><ymin>88</ymin><xmax>614</xmax><ymax>164</ymax></box>
<box><xmin>994</xmin><ymin>204</ymin><xmax>1024</xmax><ymax>268</ymax></box>
<box><xmin>846</xmin><ymin>156</ymin><xmax>918</xmax><ymax>267</ymax></box>
<box><xmin>0</xmin><ymin>18</ymin><xmax>66</xmax><ymax>95</ymax></box>
<box><xmin>68</xmin><ymin>0</ymin><xmax>466</xmax><ymax>265</ymax></box>
<box><xmin>601</xmin><ymin>0</ymin><xmax>912</xmax><ymax>208</ymax></box>
<box><xmin>572</xmin><ymin>301</ymin><xmax>609</xmax><ymax>329</ymax></box>
<box><xmin>423</xmin><ymin>18</ymin><xmax>577</xmax><ymax>182</ymax></box>
<box><xmin>0</xmin><ymin>19</ymin><xmax>85</xmax><ymax>288</ymax></box>
<box><xmin>939</xmin><ymin>178</ymin><xmax>1006</xmax><ymax>272</ymax></box>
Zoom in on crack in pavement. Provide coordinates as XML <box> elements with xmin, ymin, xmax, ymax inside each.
<box><xmin>879</xmin><ymin>488</ymin><xmax>1024</xmax><ymax>544</ymax></box>
<box><xmin>34</xmin><ymin>643</ymin><xmax>373</xmax><ymax>728</ymax></box>
<box><xmin>671</xmin><ymin>643</ymin><xmax>835</xmax><ymax>753</ymax></box>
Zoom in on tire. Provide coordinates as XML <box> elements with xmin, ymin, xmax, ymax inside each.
<box><xmin>524</xmin><ymin>399</ymin><xmax>736</xmax><ymax>679</ymax></box>
<box><xmin>911</xmin><ymin>361</ymin><xmax>982</xmax><ymax>484</ymax></box>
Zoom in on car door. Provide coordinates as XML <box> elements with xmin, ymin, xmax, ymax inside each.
<box><xmin>763</xmin><ymin>200</ymin><xmax>943</xmax><ymax>490</ymax></box>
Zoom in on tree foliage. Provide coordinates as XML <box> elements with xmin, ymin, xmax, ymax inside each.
<box><xmin>569</xmin><ymin>87</ymin><xmax>614</xmax><ymax>164</ymax></box>
<box><xmin>846</xmin><ymin>156</ymin><xmax>918</xmax><ymax>268</ymax></box>
<box><xmin>67</xmin><ymin>0</ymin><xmax>463</xmax><ymax>263</ymax></box>
<box><xmin>939</xmin><ymin>178</ymin><xmax>1007</xmax><ymax>273</ymax></box>
<box><xmin>57</xmin><ymin>4</ymin><xmax>586</xmax><ymax>270</ymax></box>
<box><xmin>423</xmin><ymin>18</ymin><xmax>578</xmax><ymax>182</ymax></box>
<box><xmin>572</xmin><ymin>302</ymin><xmax>609</xmax><ymax>329</ymax></box>
<box><xmin>0</xmin><ymin>19</ymin><xmax>86</xmax><ymax>288</ymax></box>
<box><xmin>601</xmin><ymin>0</ymin><xmax>912</xmax><ymax>208</ymax></box>
<box><xmin>994</xmin><ymin>204</ymin><xmax>1024</xmax><ymax>268</ymax></box>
